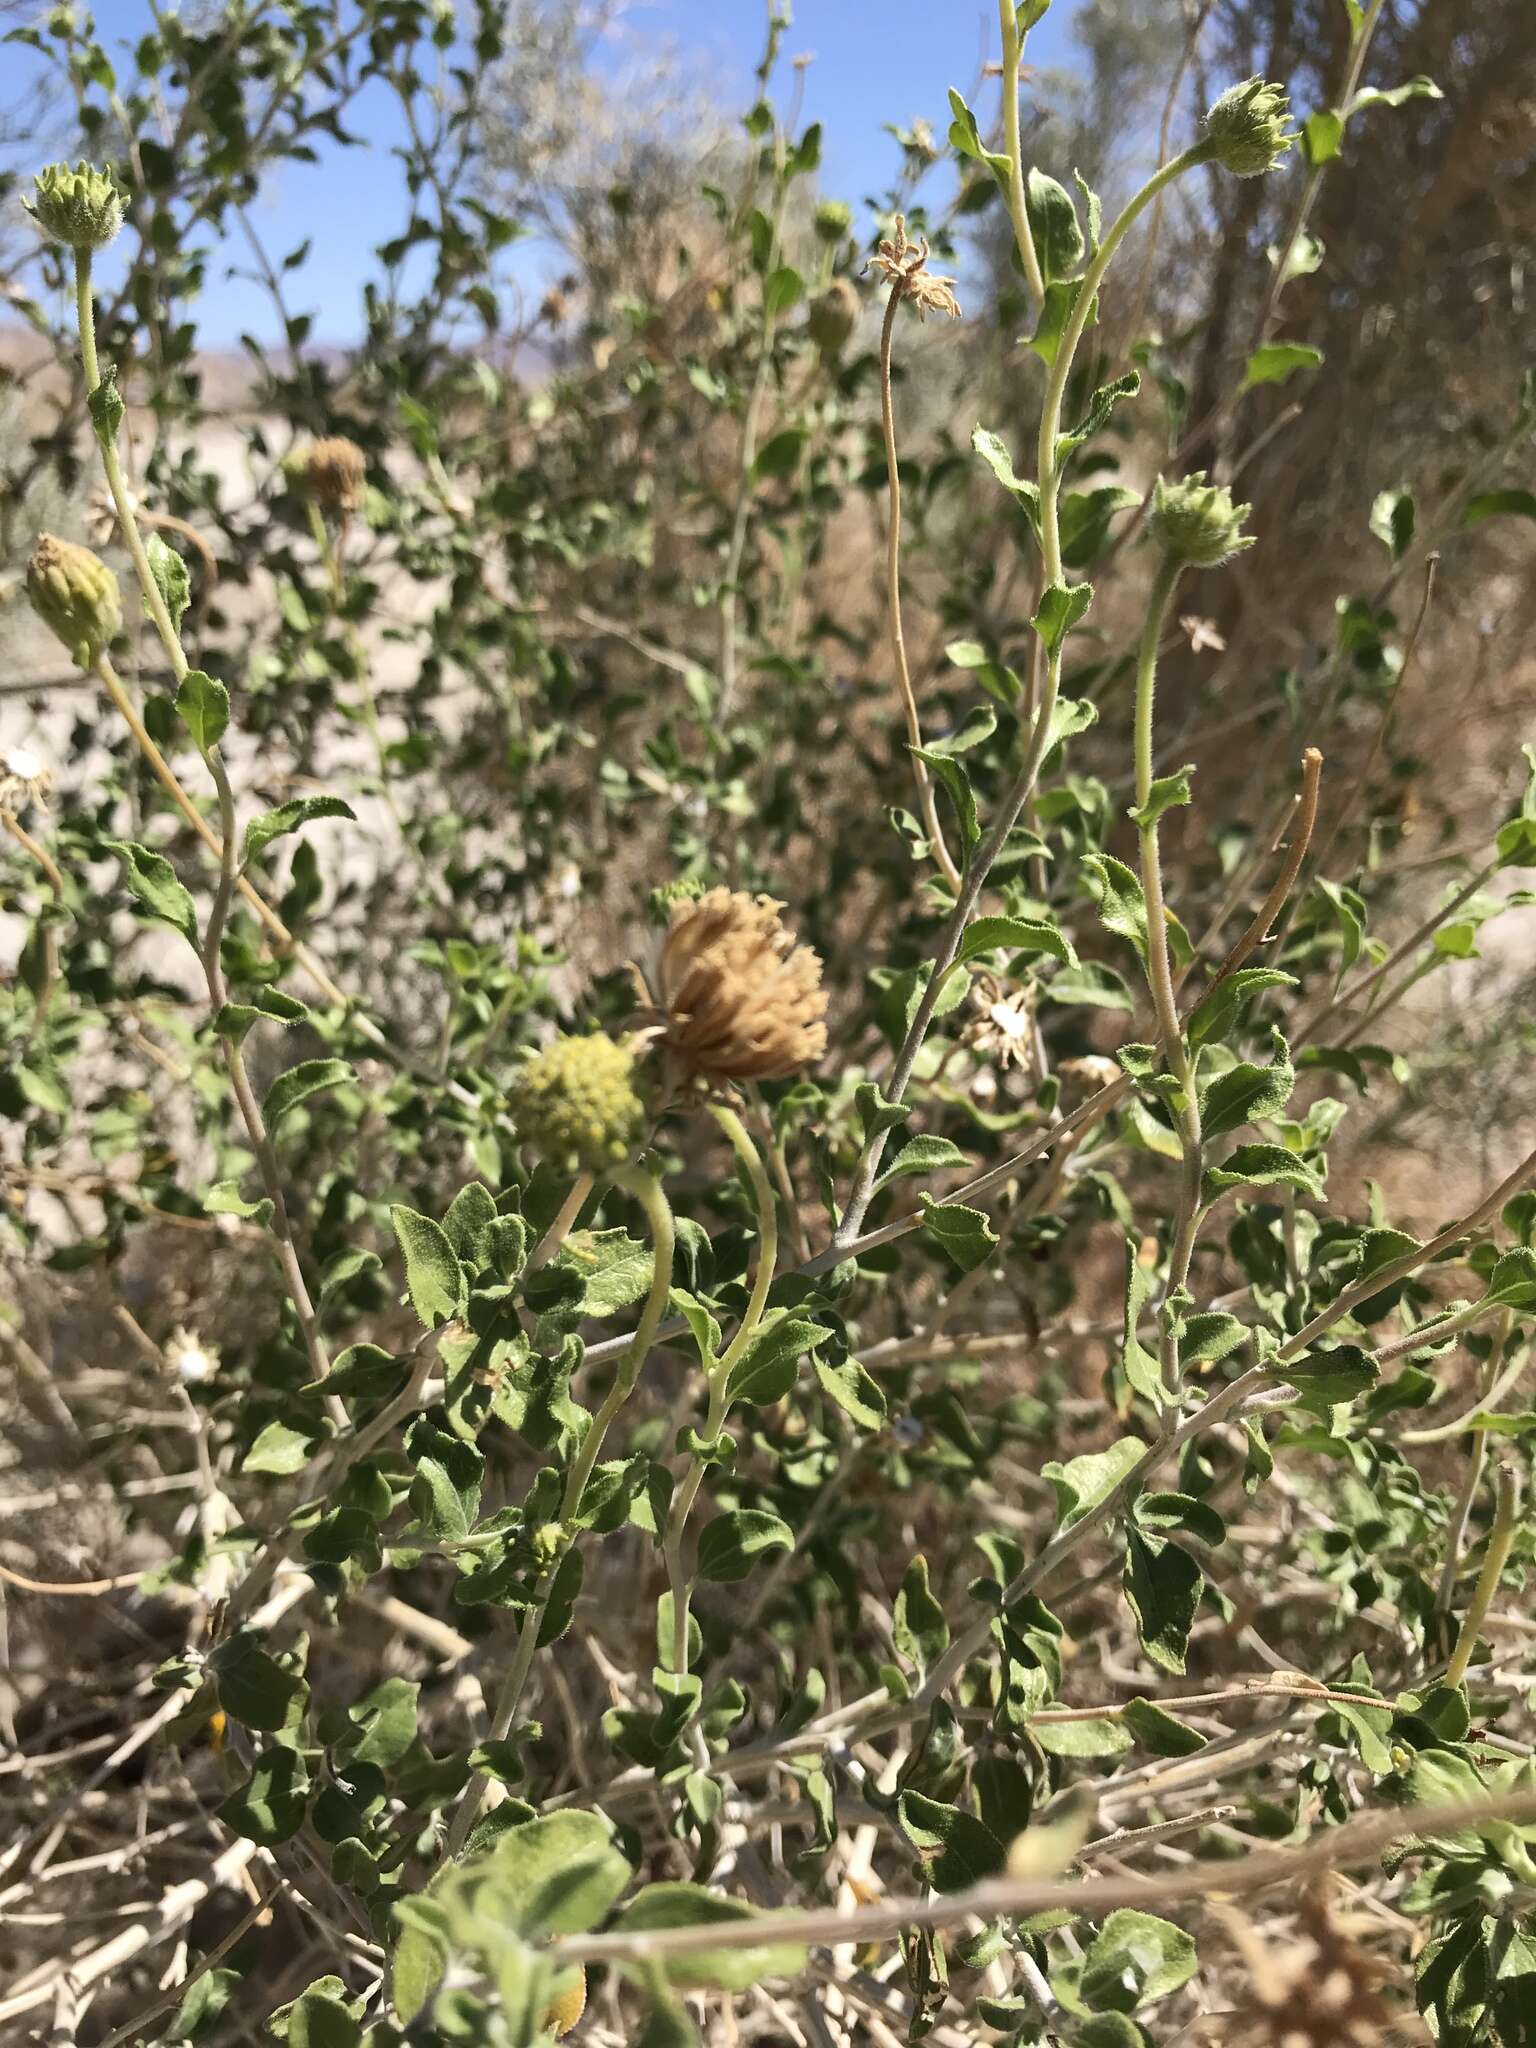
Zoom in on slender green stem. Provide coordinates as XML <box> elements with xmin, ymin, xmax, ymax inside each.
<box><xmin>445</xmin><ymin>1162</ymin><xmax>675</xmax><ymax>1858</ymax></box>
<box><xmin>832</xmin><ymin>146</ymin><xmax>1209</xmax><ymax>1248</ymax></box>
<box><xmin>5</xmin><ymin>813</ymin><xmax>65</xmax><ymax>1045</ymax></box>
<box><xmin>664</xmin><ymin>1105</ymin><xmax>777</xmax><ymax>1675</ymax></box>
<box><xmin>1445</xmin><ymin>1462</ymin><xmax>1521</xmax><ymax>1690</ymax></box>
<box><xmin>76</xmin><ymin>249</ymin><xmax>186</xmax><ymax>681</ymax></box>
<box><xmin>1134</xmin><ymin>553</ymin><xmax>1203</xmax><ymax>1394</ymax></box>
<box><xmin>526</xmin><ymin>1173</ymin><xmax>595</xmax><ymax>1275</ymax></box>
<box><xmin>997</xmin><ymin>0</ymin><xmax>1045</xmax><ymax>305</ymax></box>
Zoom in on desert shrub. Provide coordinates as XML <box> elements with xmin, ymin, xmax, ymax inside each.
<box><xmin>2</xmin><ymin>3</ymin><xmax>1535</xmax><ymax>2045</ymax></box>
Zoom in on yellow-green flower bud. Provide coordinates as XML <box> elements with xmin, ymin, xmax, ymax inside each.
<box><xmin>1148</xmin><ymin>473</ymin><xmax>1254</xmax><ymax>569</ymax></box>
<box><xmin>27</xmin><ymin>161</ymin><xmax>125</xmax><ymax>250</ymax></box>
<box><xmin>806</xmin><ymin>279</ymin><xmax>860</xmax><ymax>362</ymax></box>
<box><xmin>26</xmin><ymin>533</ymin><xmax>122</xmax><ymax>668</ymax></box>
<box><xmin>1201</xmin><ymin>77</ymin><xmax>1295</xmax><ymax>178</ymax></box>
<box><xmin>814</xmin><ymin>199</ymin><xmax>853</xmax><ymax>246</ymax></box>
<box><xmin>648</xmin><ymin>877</ymin><xmax>707</xmax><ymax>928</ymax></box>
<box><xmin>508</xmin><ymin>1032</ymin><xmax>647</xmax><ymax>1175</ymax></box>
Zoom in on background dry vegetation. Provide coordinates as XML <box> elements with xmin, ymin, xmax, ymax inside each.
<box><xmin>2</xmin><ymin>1</ymin><xmax>1536</xmax><ymax>2044</ymax></box>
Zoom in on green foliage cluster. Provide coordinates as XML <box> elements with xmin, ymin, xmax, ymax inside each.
<box><xmin>2</xmin><ymin>3</ymin><xmax>1535</xmax><ymax>2045</ymax></box>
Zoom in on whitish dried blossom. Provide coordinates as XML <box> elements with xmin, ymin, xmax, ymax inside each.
<box><xmin>962</xmin><ymin>972</ymin><xmax>1034</xmax><ymax>1069</ymax></box>
<box><xmin>866</xmin><ymin>214</ymin><xmax>961</xmax><ymax>322</ymax></box>
<box><xmin>636</xmin><ymin>888</ymin><xmax>828</xmax><ymax>1092</ymax></box>
<box><xmin>0</xmin><ymin>745</ymin><xmax>51</xmax><ymax>816</ymax></box>
<box><xmin>165</xmin><ymin>1326</ymin><xmax>219</xmax><ymax>1384</ymax></box>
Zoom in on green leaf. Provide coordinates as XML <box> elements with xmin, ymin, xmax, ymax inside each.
<box><xmin>264</xmin><ymin>1058</ymin><xmax>354</xmax><ymax>1131</ymax></box>
<box><xmin>1203</xmin><ymin>1143</ymin><xmax>1324</xmax><ymax>1203</ymax></box>
<box><xmin>1123</xmin><ymin>1529</ymin><xmax>1201</xmax><ymax>1676</ymax></box>
<box><xmin>1302</xmin><ymin>108</ymin><xmax>1345</xmax><ymax>165</ymax></box>
<box><xmin>175</xmin><ymin>669</ymin><xmax>229</xmax><ymax>755</ymax></box>
<box><xmin>1032</xmin><ymin>1716</ymin><xmax>1132</xmax><ymax>1759</ymax></box>
<box><xmin>218</xmin><ymin>1744</ymin><xmax>309</xmax><ymax>1845</ymax></box>
<box><xmin>762</xmin><ymin>265</ymin><xmax>803</xmax><ymax>319</ymax></box>
<box><xmin>1369</xmin><ymin>487</ymin><xmax>1416</xmax><ymax>561</ymax></box>
<box><xmin>476</xmin><ymin>1810</ymin><xmax>634</xmax><ymax>1937</ymax></box>
<box><xmin>1024</xmin><ymin>168</ymin><xmax>1084</xmax><ymax>285</ymax></box>
<box><xmin>390</xmin><ymin>1204</ymin><xmax>468</xmax><ymax>1328</ymax></box>
<box><xmin>1027</xmin><ymin>276</ymin><xmax>1090</xmax><ymax>367</ymax></box>
<box><xmin>1136</xmin><ymin>1490</ymin><xmax>1226</xmax><ymax>1546</ymax></box>
<box><xmin>1199</xmin><ymin>1029</ymin><xmax>1294</xmax><ymax>1138</ymax></box>
<box><xmin>954</xmin><ymin>914</ymin><xmax>1078</xmax><ymax>972</ymax></box>
<box><xmin>697</xmin><ymin>1508</ymin><xmax>794</xmax><ymax>1582</ymax></box>
<box><xmin>1060</xmin><ymin>484</ymin><xmax>1140</xmax><ymax>568</ymax></box>
<box><xmin>242</xmin><ymin>1418</ymin><xmax>317</xmax><ymax>1476</ymax></box>
<box><xmin>390</xmin><ymin>1909</ymin><xmax>447</xmax><ymax>2026</ymax></box>
<box><xmin>1128</xmin><ymin>764</ymin><xmax>1194</xmax><ymax>830</ymax></box>
<box><xmin>241</xmin><ymin>795</ymin><xmax>355</xmax><ymax>869</ymax></box>
<box><xmin>725</xmin><ymin>1314</ymin><xmax>829</xmax><ymax>1405</ymax></box>
<box><xmin>88</xmin><ymin>370</ymin><xmax>124</xmax><ymax>447</ymax></box>
<box><xmin>1348</xmin><ymin>76</ymin><xmax>1443</xmax><ymax>117</ymax></box>
<box><xmin>947</xmin><ymin>87</ymin><xmax>1012</xmax><ymax>184</ymax></box>
<box><xmin>106</xmin><ymin>839</ymin><xmax>197</xmax><ymax>944</ymax></box>
<box><xmin>1043</xmin><ymin>1437</ymin><xmax>1145</xmax><ymax>1529</ymax></box>
<box><xmin>874</xmin><ymin>1133</ymin><xmax>968</xmax><ymax>1193</ymax></box>
<box><xmin>1080</xmin><ymin>1910</ymin><xmax>1198</xmax><ymax>2012</ymax></box>
<box><xmin>1122</xmin><ymin>1696</ymin><xmax>1206</xmax><ymax>1757</ymax></box>
<box><xmin>1461</xmin><ymin>488</ymin><xmax>1536</xmax><ymax>528</ymax></box>
<box><xmin>752</xmin><ymin>426</ymin><xmax>807</xmax><ymax>482</ymax></box>
<box><xmin>814</xmin><ymin>1350</ymin><xmax>887</xmax><ymax>1429</ymax></box>
<box><xmin>212</xmin><ymin>1633</ymin><xmax>309</xmax><ymax>1732</ymax></box>
<box><xmin>1121</xmin><ymin>1239</ymin><xmax>1162</xmax><ymax>1407</ymax></box>
<box><xmin>613</xmin><ymin>1884</ymin><xmax>807</xmax><ymax>1991</ymax></box>
<box><xmin>918</xmin><ymin>1195</ymin><xmax>998</xmax><ymax>1274</ymax></box>
<box><xmin>972</xmin><ymin>425</ymin><xmax>1040</xmax><ymax>521</ymax></box>
<box><xmin>899</xmin><ymin>1790</ymin><xmax>1008</xmax><ymax>1890</ymax></box>
<box><xmin>206</xmin><ymin>1179</ymin><xmax>272</xmax><ymax>1225</ymax></box>
<box><xmin>893</xmin><ymin>1556</ymin><xmax>949</xmax><ymax>1672</ymax></box>
<box><xmin>854</xmin><ymin>1083</ymin><xmax>909</xmax><ymax>1144</ymax></box>
<box><xmin>1060</xmin><ymin>370</ymin><xmax>1139</xmax><ymax>453</ymax></box>
<box><xmin>1031</xmin><ymin>580</ymin><xmax>1093</xmax><ymax>654</ymax></box>
<box><xmin>1083</xmin><ymin>852</ymin><xmax>1148</xmax><ymax>961</ymax></box>
<box><xmin>1276</xmin><ymin>1344</ymin><xmax>1380</xmax><ymax>1410</ymax></box>
<box><xmin>1243</xmin><ymin>342</ymin><xmax>1324</xmax><ymax>389</ymax></box>
<box><xmin>1186</xmin><ymin>968</ymin><xmax>1295</xmax><ymax>1050</ymax></box>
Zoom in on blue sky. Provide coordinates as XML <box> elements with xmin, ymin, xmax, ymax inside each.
<box><xmin>14</xmin><ymin>0</ymin><xmax>1082</xmax><ymax>345</ymax></box>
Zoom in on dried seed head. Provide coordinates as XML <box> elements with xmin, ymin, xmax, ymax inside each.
<box><xmin>508</xmin><ymin>1032</ymin><xmax>648</xmax><ymax>1174</ymax></box>
<box><xmin>1215</xmin><ymin>1883</ymin><xmax>1414</xmax><ymax>2046</ymax></box>
<box><xmin>27</xmin><ymin>160</ymin><xmax>125</xmax><ymax>250</ymax></box>
<box><xmin>1203</xmin><ymin>76</ymin><xmax>1296</xmax><ymax>178</ymax></box>
<box><xmin>0</xmin><ymin>745</ymin><xmax>51</xmax><ymax>817</ymax></box>
<box><xmin>284</xmin><ymin>435</ymin><xmax>366</xmax><ymax>513</ymax></box>
<box><xmin>866</xmin><ymin>214</ymin><xmax>961</xmax><ymax>322</ymax></box>
<box><xmin>640</xmin><ymin>888</ymin><xmax>828</xmax><ymax>1092</ymax></box>
<box><xmin>1149</xmin><ymin>472</ymin><xmax>1254</xmax><ymax>568</ymax></box>
<box><xmin>806</xmin><ymin>278</ymin><xmax>861</xmax><ymax>361</ymax></box>
<box><xmin>26</xmin><ymin>533</ymin><xmax>122</xmax><ymax>669</ymax></box>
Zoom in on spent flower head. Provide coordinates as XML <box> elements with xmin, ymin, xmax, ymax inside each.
<box><xmin>26</xmin><ymin>534</ymin><xmax>122</xmax><ymax>669</ymax></box>
<box><xmin>1149</xmin><ymin>472</ymin><xmax>1254</xmax><ymax>569</ymax></box>
<box><xmin>1202</xmin><ymin>76</ymin><xmax>1296</xmax><ymax>177</ymax></box>
<box><xmin>1213</xmin><ymin>1883</ymin><xmax>1406</xmax><ymax>2045</ymax></box>
<box><xmin>27</xmin><ymin>160</ymin><xmax>125</xmax><ymax>250</ymax></box>
<box><xmin>508</xmin><ymin>1032</ymin><xmax>648</xmax><ymax>1174</ymax></box>
<box><xmin>0</xmin><ymin>745</ymin><xmax>51</xmax><ymax>817</ymax></box>
<box><xmin>636</xmin><ymin>887</ymin><xmax>828</xmax><ymax>1093</ymax></box>
<box><xmin>284</xmin><ymin>435</ymin><xmax>366</xmax><ymax>514</ymax></box>
<box><xmin>867</xmin><ymin>214</ymin><xmax>961</xmax><ymax>322</ymax></box>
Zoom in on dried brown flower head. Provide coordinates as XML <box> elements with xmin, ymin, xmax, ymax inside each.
<box><xmin>285</xmin><ymin>435</ymin><xmax>366</xmax><ymax>513</ymax></box>
<box><xmin>1211</xmin><ymin>1883</ymin><xmax>1421</xmax><ymax>2047</ymax></box>
<box><xmin>635</xmin><ymin>888</ymin><xmax>828</xmax><ymax>1093</ymax></box>
<box><xmin>867</xmin><ymin>214</ymin><xmax>961</xmax><ymax>322</ymax></box>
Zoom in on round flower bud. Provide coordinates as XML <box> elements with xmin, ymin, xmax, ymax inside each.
<box><xmin>283</xmin><ymin>435</ymin><xmax>365</xmax><ymax>514</ymax></box>
<box><xmin>648</xmin><ymin>877</ymin><xmax>707</xmax><ymax>928</ymax></box>
<box><xmin>806</xmin><ymin>278</ymin><xmax>860</xmax><ymax>362</ymax></box>
<box><xmin>1202</xmin><ymin>76</ymin><xmax>1295</xmax><ymax>178</ymax></box>
<box><xmin>508</xmin><ymin>1032</ymin><xmax>647</xmax><ymax>1175</ymax></box>
<box><xmin>1148</xmin><ymin>473</ymin><xmax>1254</xmax><ymax>569</ymax></box>
<box><xmin>27</xmin><ymin>161</ymin><xmax>125</xmax><ymax>250</ymax></box>
<box><xmin>814</xmin><ymin>199</ymin><xmax>853</xmax><ymax>246</ymax></box>
<box><xmin>26</xmin><ymin>533</ymin><xmax>122</xmax><ymax>669</ymax></box>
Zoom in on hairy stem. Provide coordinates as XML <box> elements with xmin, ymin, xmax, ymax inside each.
<box><xmin>665</xmin><ymin>1105</ymin><xmax>777</xmax><ymax>1674</ymax></box>
<box><xmin>997</xmin><ymin>0</ymin><xmax>1045</xmax><ymax>304</ymax></box>
<box><xmin>1444</xmin><ymin>1461</ymin><xmax>1521</xmax><ymax>1690</ymax></box>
